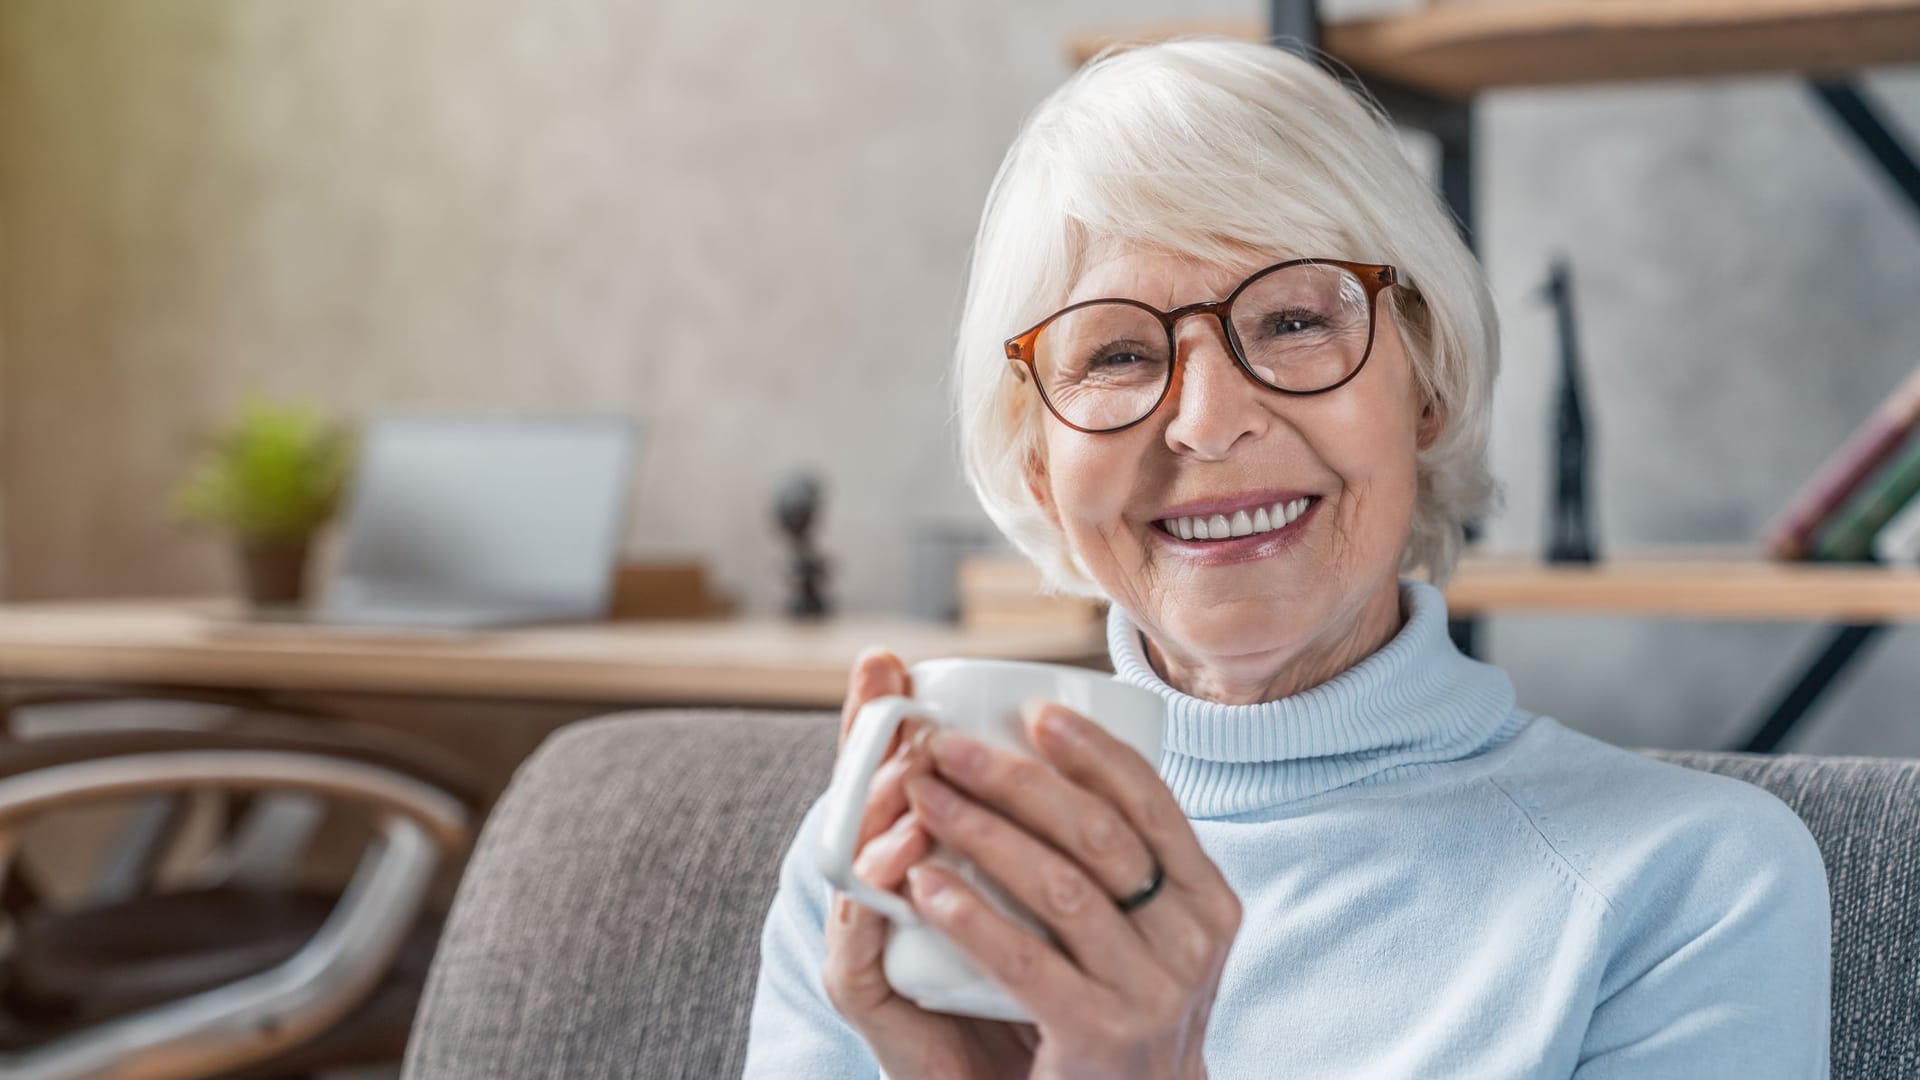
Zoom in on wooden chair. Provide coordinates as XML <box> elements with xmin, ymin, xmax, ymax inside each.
<box><xmin>0</xmin><ymin>707</ymin><xmax>487</xmax><ymax>1080</ymax></box>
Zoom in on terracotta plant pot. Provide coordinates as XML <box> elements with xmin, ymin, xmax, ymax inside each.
<box><xmin>238</xmin><ymin>536</ymin><xmax>312</xmax><ymax>609</ymax></box>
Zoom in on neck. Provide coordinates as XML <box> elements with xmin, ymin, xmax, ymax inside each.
<box><xmin>1141</xmin><ymin>575</ymin><xmax>1406</xmax><ymax>705</ymax></box>
<box><xmin>1106</xmin><ymin>578</ymin><xmax>1525</xmax><ymax>816</ymax></box>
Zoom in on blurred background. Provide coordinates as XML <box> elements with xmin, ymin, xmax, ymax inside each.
<box><xmin>2</xmin><ymin>1</ymin><xmax>1916</xmax><ymax>754</ymax></box>
<box><xmin>0</xmin><ymin>0</ymin><xmax>1917</xmax><ymax>1074</ymax></box>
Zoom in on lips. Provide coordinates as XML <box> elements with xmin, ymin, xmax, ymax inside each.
<box><xmin>1147</xmin><ymin>493</ymin><xmax>1322</xmax><ymax>565</ymax></box>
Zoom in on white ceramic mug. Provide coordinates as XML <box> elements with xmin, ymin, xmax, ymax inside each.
<box><xmin>816</xmin><ymin>657</ymin><xmax>1165</xmax><ymax>1022</ymax></box>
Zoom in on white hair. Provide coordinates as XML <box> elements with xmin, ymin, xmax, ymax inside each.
<box><xmin>952</xmin><ymin>37</ymin><xmax>1501</xmax><ymax>598</ymax></box>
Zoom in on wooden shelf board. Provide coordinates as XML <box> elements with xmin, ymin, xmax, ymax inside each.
<box><xmin>944</xmin><ymin>549</ymin><xmax>1920</xmax><ymax>623</ymax></box>
<box><xmin>1445</xmin><ymin>552</ymin><xmax>1920</xmax><ymax>620</ymax></box>
<box><xmin>1068</xmin><ymin>1</ymin><xmax>1920</xmax><ymax>96</ymax></box>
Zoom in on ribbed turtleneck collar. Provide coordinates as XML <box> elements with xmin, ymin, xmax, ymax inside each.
<box><xmin>1107</xmin><ymin>578</ymin><xmax>1524</xmax><ymax>819</ymax></box>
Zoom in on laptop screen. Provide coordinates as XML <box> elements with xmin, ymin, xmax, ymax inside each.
<box><xmin>322</xmin><ymin>414</ymin><xmax>635</xmax><ymax>624</ymax></box>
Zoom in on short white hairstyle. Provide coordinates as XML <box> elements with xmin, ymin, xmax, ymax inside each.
<box><xmin>953</xmin><ymin>37</ymin><xmax>1501</xmax><ymax>598</ymax></box>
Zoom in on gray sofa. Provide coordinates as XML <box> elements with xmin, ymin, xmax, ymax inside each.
<box><xmin>402</xmin><ymin>710</ymin><xmax>1920</xmax><ymax>1079</ymax></box>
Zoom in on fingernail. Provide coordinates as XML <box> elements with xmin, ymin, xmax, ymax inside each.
<box><xmin>1042</xmin><ymin>706</ymin><xmax>1079</xmax><ymax>744</ymax></box>
<box><xmin>907</xmin><ymin>864</ymin><xmax>949</xmax><ymax>899</ymax></box>
<box><xmin>1025</xmin><ymin>700</ymin><xmax>1078</xmax><ymax>747</ymax></box>
<box><xmin>852</xmin><ymin>646</ymin><xmax>885</xmax><ymax>676</ymax></box>
<box><xmin>1019</xmin><ymin>697</ymin><xmax>1049</xmax><ymax>728</ymax></box>
<box><xmin>907</xmin><ymin>723</ymin><xmax>936</xmax><ymax>755</ymax></box>
<box><xmin>906</xmin><ymin>774</ymin><xmax>959</xmax><ymax>816</ymax></box>
<box><xmin>929</xmin><ymin>730</ymin><xmax>983</xmax><ymax>775</ymax></box>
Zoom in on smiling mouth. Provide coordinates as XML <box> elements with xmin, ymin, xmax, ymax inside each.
<box><xmin>1154</xmin><ymin>496</ymin><xmax>1319</xmax><ymax>542</ymax></box>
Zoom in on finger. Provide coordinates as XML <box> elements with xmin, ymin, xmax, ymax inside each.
<box><xmin>825</xmin><ymin>811</ymin><xmax>929</xmax><ymax>1019</ymax></box>
<box><xmin>1027</xmin><ymin>702</ymin><xmax>1234</xmax><ymax>923</ymax></box>
<box><xmin>1017</xmin><ymin>704</ymin><xmax>1239</xmax><ymax>989</ymax></box>
<box><xmin>839</xmin><ymin>647</ymin><xmax>911</xmax><ymax>748</ymax></box>
<box><xmin>826</xmin><ymin>811</ymin><xmax>926</xmax><ymax>1017</ymax></box>
<box><xmin>1029</xmin><ymin>703</ymin><xmax>1236</xmax><ymax>930</ymax></box>
<box><xmin>853</xmin><ymin>721</ymin><xmax>936</xmax><ymax>846</ymax></box>
<box><xmin>837</xmin><ymin>647</ymin><xmax>923</xmax><ymax>852</ymax></box>
<box><xmin>905</xmin><ymin>861</ymin><xmax>1116</xmax><ymax>1025</ymax></box>
<box><xmin>904</xmin><ymin>774</ymin><xmax>1163</xmax><ymax>992</ymax></box>
<box><xmin>853</xmin><ymin>809</ymin><xmax>931</xmax><ymax>892</ymax></box>
<box><xmin>824</xmin><ymin>890</ymin><xmax>897</xmax><ymax>1014</ymax></box>
<box><xmin>924</xmin><ymin>729</ymin><xmax>1156</xmax><ymax>903</ymax></box>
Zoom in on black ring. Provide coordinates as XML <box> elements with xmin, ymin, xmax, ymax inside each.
<box><xmin>1117</xmin><ymin>862</ymin><xmax>1166</xmax><ymax>913</ymax></box>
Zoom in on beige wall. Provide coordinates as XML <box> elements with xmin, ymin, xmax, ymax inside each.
<box><xmin>4</xmin><ymin>2</ymin><xmax>1920</xmax><ymax>756</ymax></box>
<box><xmin>0</xmin><ymin>0</ymin><xmax>1245</xmax><ymax>608</ymax></box>
<box><xmin>0</xmin><ymin>200</ymin><xmax>8</xmax><ymax>600</ymax></box>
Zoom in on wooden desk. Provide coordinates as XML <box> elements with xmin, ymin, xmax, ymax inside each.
<box><xmin>0</xmin><ymin>599</ymin><xmax>1110</xmax><ymax>709</ymax></box>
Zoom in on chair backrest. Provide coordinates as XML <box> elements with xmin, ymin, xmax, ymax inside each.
<box><xmin>403</xmin><ymin>710</ymin><xmax>1920</xmax><ymax>1080</ymax></box>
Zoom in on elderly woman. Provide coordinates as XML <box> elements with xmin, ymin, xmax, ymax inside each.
<box><xmin>745</xmin><ymin>37</ymin><xmax>1830</xmax><ymax>1079</ymax></box>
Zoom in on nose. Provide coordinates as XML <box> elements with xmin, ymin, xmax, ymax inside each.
<box><xmin>1160</xmin><ymin>316</ymin><xmax>1271</xmax><ymax>460</ymax></box>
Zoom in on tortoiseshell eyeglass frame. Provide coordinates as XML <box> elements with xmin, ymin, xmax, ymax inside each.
<box><xmin>1002</xmin><ymin>257</ymin><xmax>1407</xmax><ymax>435</ymax></box>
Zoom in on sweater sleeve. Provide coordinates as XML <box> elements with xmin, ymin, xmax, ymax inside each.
<box><xmin>742</xmin><ymin>794</ymin><xmax>884</xmax><ymax>1080</ymax></box>
<box><xmin>1572</xmin><ymin>788</ymin><xmax>1832</xmax><ymax>1080</ymax></box>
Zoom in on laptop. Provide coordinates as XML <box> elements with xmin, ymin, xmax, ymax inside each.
<box><xmin>286</xmin><ymin>414</ymin><xmax>635</xmax><ymax>630</ymax></box>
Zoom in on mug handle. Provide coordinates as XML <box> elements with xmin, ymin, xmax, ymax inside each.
<box><xmin>815</xmin><ymin>695</ymin><xmax>934</xmax><ymax>925</ymax></box>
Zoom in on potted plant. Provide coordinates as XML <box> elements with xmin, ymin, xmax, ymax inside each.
<box><xmin>172</xmin><ymin>398</ymin><xmax>355</xmax><ymax>609</ymax></box>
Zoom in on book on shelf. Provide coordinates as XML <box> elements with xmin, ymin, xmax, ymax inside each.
<box><xmin>1874</xmin><ymin>496</ymin><xmax>1920</xmax><ymax>567</ymax></box>
<box><xmin>956</xmin><ymin>554</ymin><xmax>1105</xmax><ymax>632</ymax></box>
<box><xmin>1810</xmin><ymin>426</ymin><xmax>1920</xmax><ymax>562</ymax></box>
<box><xmin>608</xmin><ymin>559</ymin><xmax>735</xmax><ymax>619</ymax></box>
<box><xmin>1763</xmin><ymin>363</ymin><xmax>1920</xmax><ymax>559</ymax></box>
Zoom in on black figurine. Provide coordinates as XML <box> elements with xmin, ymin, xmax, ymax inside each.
<box><xmin>1537</xmin><ymin>257</ymin><xmax>1598</xmax><ymax>564</ymax></box>
<box><xmin>775</xmin><ymin>472</ymin><xmax>833</xmax><ymax>619</ymax></box>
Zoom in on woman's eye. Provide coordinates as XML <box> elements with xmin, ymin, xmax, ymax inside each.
<box><xmin>1267</xmin><ymin>312</ymin><xmax>1324</xmax><ymax>335</ymax></box>
<box><xmin>1091</xmin><ymin>350</ymin><xmax>1148</xmax><ymax>369</ymax></box>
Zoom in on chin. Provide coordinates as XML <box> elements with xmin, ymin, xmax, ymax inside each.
<box><xmin>1154</xmin><ymin>591</ymin><xmax>1323</xmax><ymax>662</ymax></box>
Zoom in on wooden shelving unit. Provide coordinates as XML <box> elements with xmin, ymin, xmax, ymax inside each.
<box><xmin>1446</xmin><ymin>551</ymin><xmax>1920</xmax><ymax>621</ymax></box>
<box><xmin>1067</xmin><ymin>1</ymin><xmax>1920</xmax><ymax>96</ymax></box>
<box><xmin>1063</xmin><ymin>1</ymin><xmax>1920</xmax><ymax>750</ymax></box>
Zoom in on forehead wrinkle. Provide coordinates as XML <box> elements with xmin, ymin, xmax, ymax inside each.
<box><xmin>1067</xmin><ymin>247</ymin><xmax>1272</xmax><ymax>312</ymax></box>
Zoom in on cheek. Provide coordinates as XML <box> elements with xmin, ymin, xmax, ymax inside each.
<box><xmin>1314</xmin><ymin>356</ymin><xmax>1424</xmax><ymax>544</ymax></box>
<box><xmin>1044</xmin><ymin>430</ymin><xmax>1143</xmax><ymax>531</ymax></box>
<box><xmin>1346</xmin><ymin>446</ymin><xmax>1421</xmax><ymax>555</ymax></box>
<box><xmin>1330</xmin><ymin>415</ymin><xmax>1420</xmax><ymax>496</ymax></box>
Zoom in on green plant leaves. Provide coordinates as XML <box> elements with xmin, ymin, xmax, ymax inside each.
<box><xmin>172</xmin><ymin>398</ymin><xmax>354</xmax><ymax>540</ymax></box>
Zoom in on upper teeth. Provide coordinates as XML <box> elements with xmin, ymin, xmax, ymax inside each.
<box><xmin>1160</xmin><ymin>498</ymin><xmax>1313</xmax><ymax>541</ymax></box>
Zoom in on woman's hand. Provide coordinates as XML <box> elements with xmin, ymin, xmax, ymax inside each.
<box><xmin>900</xmin><ymin>699</ymin><xmax>1241</xmax><ymax>1080</ymax></box>
<box><xmin>822</xmin><ymin>649</ymin><xmax>1239</xmax><ymax>1079</ymax></box>
<box><xmin>821</xmin><ymin>649</ymin><xmax>1039</xmax><ymax>1079</ymax></box>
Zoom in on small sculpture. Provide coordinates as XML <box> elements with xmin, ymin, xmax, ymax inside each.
<box><xmin>775</xmin><ymin>472</ymin><xmax>833</xmax><ymax>619</ymax></box>
<box><xmin>1538</xmin><ymin>257</ymin><xmax>1599</xmax><ymax>564</ymax></box>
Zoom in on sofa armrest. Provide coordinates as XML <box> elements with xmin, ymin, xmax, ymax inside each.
<box><xmin>403</xmin><ymin>708</ymin><xmax>838</xmax><ymax>1080</ymax></box>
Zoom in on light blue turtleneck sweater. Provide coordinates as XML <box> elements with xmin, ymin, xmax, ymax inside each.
<box><xmin>745</xmin><ymin>579</ymin><xmax>1832</xmax><ymax>1078</ymax></box>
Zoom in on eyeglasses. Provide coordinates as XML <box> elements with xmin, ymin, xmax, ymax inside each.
<box><xmin>1003</xmin><ymin>258</ymin><xmax>1405</xmax><ymax>434</ymax></box>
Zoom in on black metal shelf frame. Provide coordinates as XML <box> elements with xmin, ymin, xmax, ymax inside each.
<box><xmin>1270</xmin><ymin>0</ymin><xmax>1918</xmax><ymax>752</ymax></box>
